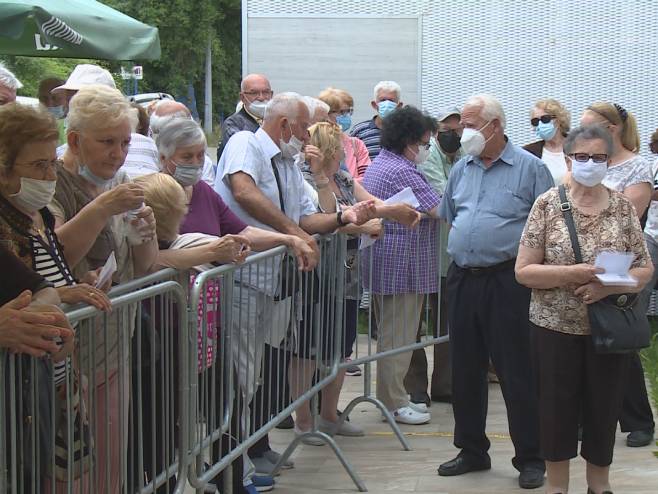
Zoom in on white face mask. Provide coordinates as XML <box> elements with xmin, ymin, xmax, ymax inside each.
<box><xmin>571</xmin><ymin>158</ymin><xmax>608</xmax><ymax>187</ymax></box>
<box><xmin>460</xmin><ymin>121</ymin><xmax>493</xmax><ymax>156</ymax></box>
<box><xmin>10</xmin><ymin>177</ymin><xmax>57</xmax><ymax>213</ymax></box>
<box><xmin>410</xmin><ymin>144</ymin><xmax>430</xmax><ymax>164</ymax></box>
<box><xmin>248</xmin><ymin>100</ymin><xmax>268</xmax><ymax>119</ymax></box>
<box><xmin>279</xmin><ymin>122</ymin><xmax>304</xmax><ymax>159</ymax></box>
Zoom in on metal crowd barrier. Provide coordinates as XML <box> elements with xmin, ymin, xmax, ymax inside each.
<box><xmin>1</xmin><ymin>224</ymin><xmax>450</xmax><ymax>494</ymax></box>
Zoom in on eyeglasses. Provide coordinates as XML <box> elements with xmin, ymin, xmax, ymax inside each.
<box><xmin>15</xmin><ymin>159</ymin><xmax>63</xmax><ymax>174</ymax></box>
<box><xmin>569</xmin><ymin>153</ymin><xmax>608</xmax><ymax>163</ymax></box>
<box><xmin>330</xmin><ymin>108</ymin><xmax>353</xmax><ymax>117</ymax></box>
<box><xmin>530</xmin><ymin>115</ymin><xmax>555</xmax><ymax>127</ymax></box>
<box><xmin>242</xmin><ymin>90</ymin><xmax>273</xmax><ymax>98</ymax></box>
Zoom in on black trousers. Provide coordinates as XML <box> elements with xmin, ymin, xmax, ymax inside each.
<box><xmin>446</xmin><ymin>262</ymin><xmax>543</xmax><ymax>471</ymax></box>
<box><xmin>619</xmin><ymin>233</ymin><xmax>658</xmax><ymax>433</ymax></box>
<box><xmin>532</xmin><ymin>324</ymin><xmax>629</xmax><ymax>467</ymax></box>
<box><xmin>248</xmin><ymin>345</ymin><xmax>290</xmax><ymax>457</ymax></box>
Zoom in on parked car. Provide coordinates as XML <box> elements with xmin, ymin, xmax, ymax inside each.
<box><xmin>128</xmin><ymin>92</ymin><xmax>174</xmax><ymax>107</ymax></box>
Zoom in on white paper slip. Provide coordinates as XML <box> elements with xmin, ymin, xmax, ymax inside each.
<box><xmin>95</xmin><ymin>251</ymin><xmax>117</xmax><ymax>288</ymax></box>
<box><xmin>359</xmin><ymin>187</ymin><xmax>420</xmax><ymax>250</ymax></box>
<box><xmin>594</xmin><ymin>251</ymin><xmax>637</xmax><ymax>286</ymax></box>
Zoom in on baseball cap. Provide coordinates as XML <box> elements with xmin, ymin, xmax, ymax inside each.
<box><xmin>437</xmin><ymin>107</ymin><xmax>461</xmax><ymax>122</ymax></box>
<box><xmin>52</xmin><ymin>64</ymin><xmax>116</xmax><ymax>93</ymax></box>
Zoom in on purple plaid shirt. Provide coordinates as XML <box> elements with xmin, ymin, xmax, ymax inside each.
<box><xmin>361</xmin><ymin>149</ymin><xmax>442</xmax><ymax>294</ymax></box>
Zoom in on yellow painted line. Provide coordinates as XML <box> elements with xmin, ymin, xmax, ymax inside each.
<box><xmin>369</xmin><ymin>431</ymin><xmax>512</xmax><ymax>440</ymax></box>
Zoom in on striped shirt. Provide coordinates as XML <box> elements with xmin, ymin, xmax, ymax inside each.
<box><xmin>349</xmin><ymin>117</ymin><xmax>382</xmax><ymax>161</ymax></box>
<box><xmin>30</xmin><ymin>228</ymin><xmax>76</xmax><ymax>386</ymax></box>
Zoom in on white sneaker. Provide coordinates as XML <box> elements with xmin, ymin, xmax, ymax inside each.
<box><xmin>392</xmin><ymin>406</ymin><xmax>430</xmax><ymax>425</ymax></box>
<box><xmin>408</xmin><ymin>401</ymin><xmax>429</xmax><ymax>414</ymax></box>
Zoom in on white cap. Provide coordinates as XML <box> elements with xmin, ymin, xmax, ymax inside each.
<box><xmin>52</xmin><ymin>64</ymin><xmax>116</xmax><ymax>93</ymax></box>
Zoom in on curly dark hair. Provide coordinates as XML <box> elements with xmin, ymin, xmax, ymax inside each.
<box><xmin>380</xmin><ymin>105</ymin><xmax>437</xmax><ymax>155</ymax></box>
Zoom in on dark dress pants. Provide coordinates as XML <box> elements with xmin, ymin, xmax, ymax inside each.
<box><xmin>446</xmin><ymin>262</ymin><xmax>543</xmax><ymax>472</ymax></box>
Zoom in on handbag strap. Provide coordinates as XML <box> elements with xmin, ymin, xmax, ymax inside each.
<box><xmin>558</xmin><ymin>184</ymin><xmax>583</xmax><ymax>264</ymax></box>
<box><xmin>270</xmin><ymin>157</ymin><xmax>285</xmax><ymax>214</ymax></box>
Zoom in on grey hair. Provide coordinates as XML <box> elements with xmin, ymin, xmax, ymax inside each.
<box><xmin>464</xmin><ymin>94</ymin><xmax>506</xmax><ymax>129</ymax></box>
<box><xmin>0</xmin><ymin>63</ymin><xmax>23</xmax><ymax>90</ymax></box>
<box><xmin>303</xmin><ymin>96</ymin><xmax>330</xmax><ymax>117</ymax></box>
<box><xmin>155</xmin><ymin>118</ymin><xmax>207</xmax><ymax>159</ymax></box>
<box><xmin>150</xmin><ymin>112</ymin><xmax>190</xmax><ymax>135</ymax></box>
<box><xmin>563</xmin><ymin>124</ymin><xmax>614</xmax><ymax>157</ymax></box>
<box><xmin>263</xmin><ymin>91</ymin><xmax>305</xmax><ymax>122</ymax></box>
<box><xmin>373</xmin><ymin>80</ymin><xmax>401</xmax><ymax>101</ymax></box>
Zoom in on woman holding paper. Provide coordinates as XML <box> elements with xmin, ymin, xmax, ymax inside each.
<box><xmin>358</xmin><ymin>106</ymin><xmax>441</xmax><ymax>425</ymax></box>
<box><xmin>515</xmin><ymin>124</ymin><xmax>653</xmax><ymax>494</ymax></box>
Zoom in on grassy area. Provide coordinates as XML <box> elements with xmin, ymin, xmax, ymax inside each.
<box><xmin>642</xmin><ymin>318</ymin><xmax>658</xmax><ymax>413</ymax></box>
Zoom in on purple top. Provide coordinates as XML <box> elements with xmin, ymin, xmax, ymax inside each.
<box><xmin>361</xmin><ymin>149</ymin><xmax>441</xmax><ymax>294</ymax></box>
<box><xmin>179</xmin><ymin>180</ymin><xmax>247</xmax><ymax>237</ymax></box>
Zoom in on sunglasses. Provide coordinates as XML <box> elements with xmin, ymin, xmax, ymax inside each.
<box><xmin>530</xmin><ymin>115</ymin><xmax>555</xmax><ymax>127</ymax></box>
<box><xmin>569</xmin><ymin>153</ymin><xmax>608</xmax><ymax>163</ymax></box>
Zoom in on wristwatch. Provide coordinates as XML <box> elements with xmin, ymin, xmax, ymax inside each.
<box><xmin>336</xmin><ymin>210</ymin><xmax>347</xmax><ymax>226</ymax></box>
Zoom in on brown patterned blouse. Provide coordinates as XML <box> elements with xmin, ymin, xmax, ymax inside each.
<box><xmin>520</xmin><ymin>185</ymin><xmax>650</xmax><ymax>335</ymax></box>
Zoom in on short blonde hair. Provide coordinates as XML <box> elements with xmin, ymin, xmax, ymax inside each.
<box><xmin>587</xmin><ymin>101</ymin><xmax>640</xmax><ymax>153</ymax></box>
<box><xmin>67</xmin><ymin>84</ymin><xmax>138</xmax><ymax>134</ymax></box>
<box><xmin>309</xmin><ymin>122</ymin><xmax>343</xmax><ymax>169</ymax></box>
<box><xmin>533</xmin><ymin>98</ymin><xmax>571</xmax><ymax>136</ymax></box>
<box><xmin>134</xmin><ymin>173</ymin><xmax>188</xmax><ymax>244</ymax></box>
<box><xmin>0</xmin><ymin>103</ymin><xmax>58</xmax><ymax>172</ymax></box>
<box><xmin>318</xmin><ymin>87</ymin><xmax>355</xmax><ymax>113</ymax></box>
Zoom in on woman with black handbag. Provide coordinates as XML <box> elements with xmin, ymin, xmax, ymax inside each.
<box><xmin>515</xmin><ymin>124</ymin><xmax>654</xmax><ymax>494</ymax></box>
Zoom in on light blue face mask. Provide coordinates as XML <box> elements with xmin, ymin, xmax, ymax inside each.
<box><xmin>173</xmin><ymin>163</ymin><xmax>203</xmax><ymax>187</ymax></box>
<box><xmin>535</xmin><ymin>120</ymin><xmax>557</xmax><ymax>141</ymax></box>
<box><xmin>79</xmin><ymin>164</ymin><xmax>112</xmax><ymax>188</ymax></box>
<box><xmin>48</xmin><ymin>105</ymin><xmax>65</xmax><ymax>120</ymax></box>
<box><xmin>336</xmin><ymin>114</ymin><xmax>352</xmax><ymax>132</ymax></box>
<box><xmin>377</xmin><ymin>100</ymin><xmax>398</xmax><ymax>119</ymax></box>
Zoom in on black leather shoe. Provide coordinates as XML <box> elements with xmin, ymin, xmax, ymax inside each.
<box><xmin>587</xmin><ymin>489</ymin><xmax>613</xmax><ymax>494</ymax></box>
<box><xmin>431</xmin><ymin>394</ymin><xmax>452</xmax><ymax>403</ymax></box>
<box><xmin>437</xmin><ymin>454</ymin><xmax>491</xmax><ymax>476</ymax></box>
<box><xmin>275</xmin><ymin>415</ymin><xmax>294</xmax><ymax>430</ymax></box>
<box><xmin>626</xmin><ymin>428</ymin><xmax>654</xmax><ymax>447</ymax></box>
<box><xmin>518</xmin><ymin>467</ymin><xmax>545</xmax><ymax>489</ymax></box>
<box><xmin>410</xmin><ymin>391</ymin><xmax>431</xmax><ymax>407</ymax></box>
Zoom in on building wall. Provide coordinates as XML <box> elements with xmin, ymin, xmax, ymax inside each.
<box><xmin>244</xmin><ymin>0</ymin><xmax>658</xmax><ymax>155</ymax></box>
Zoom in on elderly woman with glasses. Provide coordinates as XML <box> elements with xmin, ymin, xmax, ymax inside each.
<box><xmin>523</xmin><ymin>99</ymin><xmax>571</xmax><ymax>185</ymax></box>
<box><xmin>0</xmin><ymin>102</ymin><xmax>114</xmax><ymax>490</ymax></box>
<box><xmin>516</xmin><ymin>124</ymin><xmax>653</xmax><ymax>494</ymax></box>
<box><xmin>318</xmin><ymin>87</ymin><xmax>371</xmax><ymax>180</ymax></box>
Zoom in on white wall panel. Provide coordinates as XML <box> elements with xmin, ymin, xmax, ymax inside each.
<box><xmin>245</xmin><ymin>0</ymin><xmax>658</xmax><ymax>155</ymax></box>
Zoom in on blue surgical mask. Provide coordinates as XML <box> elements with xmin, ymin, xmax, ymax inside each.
<box><xmin>173</xmin><ymin>163</ymin><xmax>203</xmax><ymax>187</ymax></box>
<box><xmin>79</xmin><ymin>164</ymin><xmax>112</xmax><ymax>188</ymax></box>
<box><xmin>336</xmin><ymin>114</ymin><xmax>352</xmax><ymax>132</ymax></box>
<box><xmin>48</xmin><ymin>105</ymin><xmax>65</xmax><ymax>119</ymax></box>
<box><xmin>535</xmin><ymin>120</ymin><xmax>557</xmax><ymax>141</ymax></box>
<box><xmin>377</xmin><ymin>100</ymin><xmax>398</xmax><ymax>119</ymax></box>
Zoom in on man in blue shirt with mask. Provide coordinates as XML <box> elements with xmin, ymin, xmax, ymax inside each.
<box><xmin>349</xmin><ymin>80</ymin><xmax>403</xmax><ymax>161</ymax></box>
<box><xmin>438</xmin><ymin>94</ymin><xmax>554</xmax><ymax>490</ymax></box>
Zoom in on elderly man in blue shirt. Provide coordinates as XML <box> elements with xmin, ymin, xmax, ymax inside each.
<box><xmin>438</xmin><ymin>94</ymin><xmax>554</xmax><ymax>489</ymax></box>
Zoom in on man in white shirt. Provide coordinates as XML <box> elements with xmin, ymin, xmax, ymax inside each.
<box><xmin>215</xmin><ymin>91</ymin><xmax>374</xmax><ymax>476</ymax></box>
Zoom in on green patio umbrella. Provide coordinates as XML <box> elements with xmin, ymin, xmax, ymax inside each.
<box><xmin>0</xmin><ymin>0</ymin><xmax>160</xmax><ymax>60</ymax></box>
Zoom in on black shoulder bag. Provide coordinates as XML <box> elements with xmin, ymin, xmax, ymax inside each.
<box><xmin>558</xmin><ymin>184</ymin><xmax>650</xmax><ymax>354</ymax></box>
<box><xmin>271</xmin><ymin>159</ymin><xmax>301</xmax><ymax>301</ymax></box>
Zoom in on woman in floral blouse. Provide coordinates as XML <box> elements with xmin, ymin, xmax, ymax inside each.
<box><xmin>515</xmin><ymin>124</ymin><xmax>653</xmax><ymax>494</ymax></box>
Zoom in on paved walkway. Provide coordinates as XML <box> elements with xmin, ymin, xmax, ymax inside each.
<box><xmin>266</xmin><ymin>336</ymin><xmax>658</xmax><ymax>494</ymax></box>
